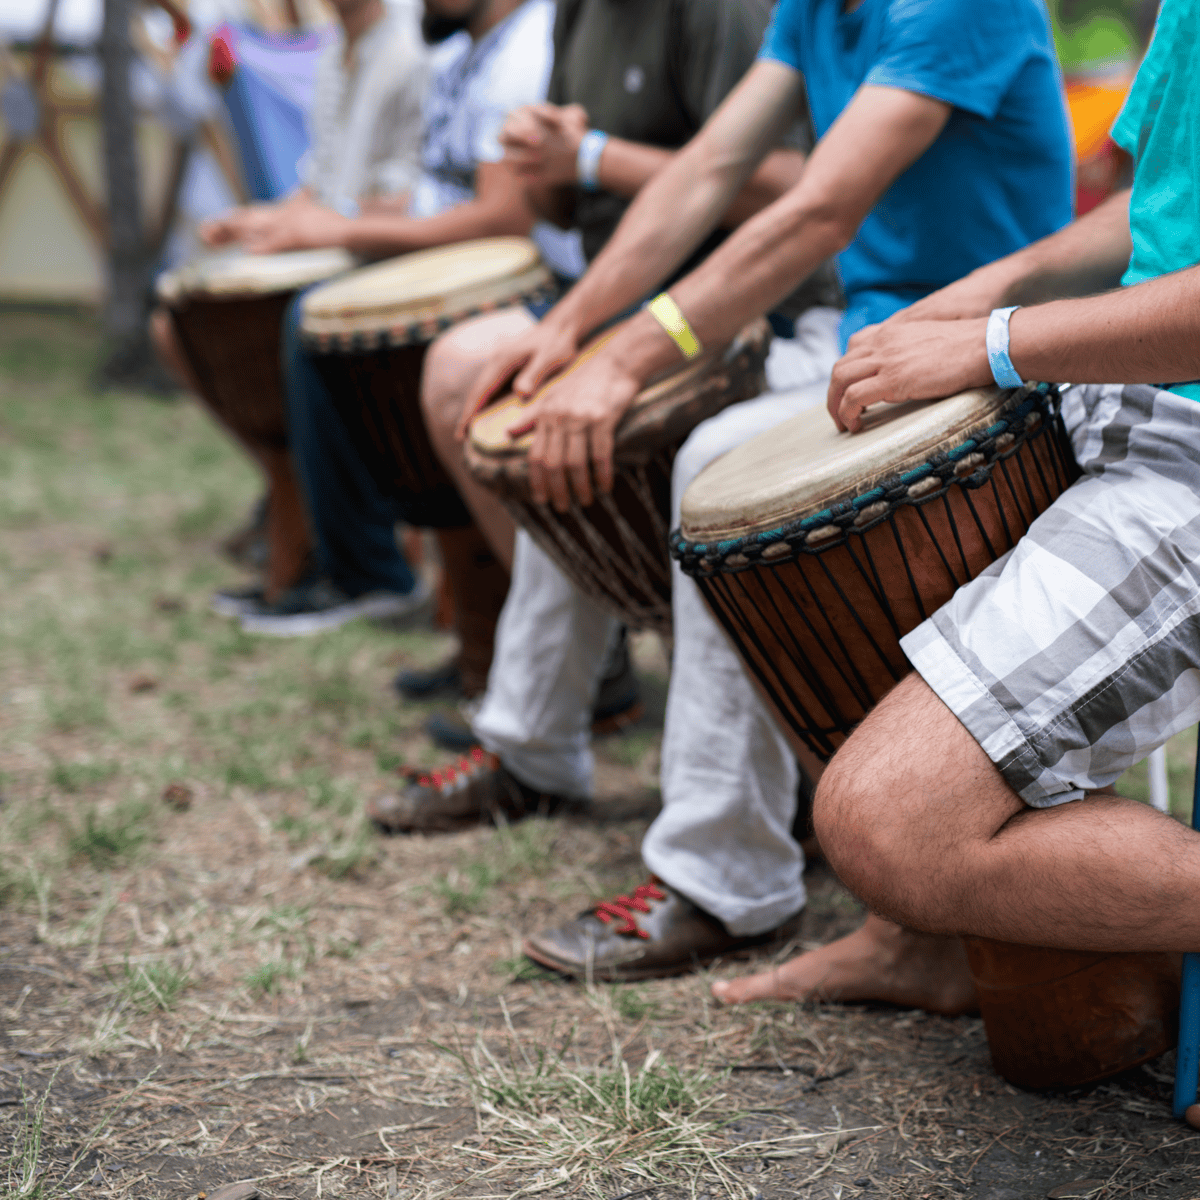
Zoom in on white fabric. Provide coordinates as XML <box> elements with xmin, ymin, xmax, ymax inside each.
<box><xmin>409</xmin><ymin>0</ymin><xmax>555</xmax><ymax>219</ymax></box>
<box><xmin>473</xmin><ymin>530</ymin><xmax>619</xmax><ymax>799</ymax></box>
<box><xmin>299</xmin><ymin>0</ymin><xmax>429</xmax><ymax>211</ymax></box>
<box><xmin>472</xmin><ymin>306</ymin><xmax>843</xmax><ymax>933</ymax></box>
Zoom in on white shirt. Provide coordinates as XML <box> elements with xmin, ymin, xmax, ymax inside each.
<box><xmin>408</xmin><ymin>0</ymin><xmax>555</xmax><ymax>219</ymax></box>
<box><xmin>300</xmin><ymin>0</ymin><xmax>429</xmax><ymax>213</ymax></box>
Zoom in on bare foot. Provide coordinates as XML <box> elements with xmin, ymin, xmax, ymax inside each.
<box><xmin>712</xmin><ymin>913</ymin><xmax>978</xmax><ymax>1015</ymax></box>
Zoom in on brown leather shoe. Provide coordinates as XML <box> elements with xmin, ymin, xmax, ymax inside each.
<box><xmin>522</xmin><ymin>877</ymin><xmax>803</xmax><ymax>982</ymax></box>
<box><xmin>368</xmin><ymin>747</ymin><xmax>573</xmax><ymax>834</ymax></box>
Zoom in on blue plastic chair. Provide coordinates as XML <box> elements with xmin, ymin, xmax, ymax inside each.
<box><xmin>1172</xmin><ymin>727</ymin><xmax>1200</xmax><ymax>1118</ymax></box>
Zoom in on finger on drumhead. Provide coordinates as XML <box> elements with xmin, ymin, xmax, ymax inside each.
<box><xmin>456</xmin><ymin>362</ymin><xmax>525</xmax><ymax>440</ymax></box>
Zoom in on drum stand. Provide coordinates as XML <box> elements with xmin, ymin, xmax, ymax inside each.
<box><xmin>1173</xmin><ymin>727</ymin><xmax>1200</xmax><ymax>1118</ymax></box>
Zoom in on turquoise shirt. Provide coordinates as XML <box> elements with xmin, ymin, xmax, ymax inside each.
<box><xmin>1111</xmin><ymin>0</ymin><xmax>1200</xmax><ymax>401</ymax></box>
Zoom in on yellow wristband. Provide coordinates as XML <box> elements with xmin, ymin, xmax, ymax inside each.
<box><xmin>648</xmin><ymin>292</ymin><xmax>703</xmax><ymax>361</ymax></box>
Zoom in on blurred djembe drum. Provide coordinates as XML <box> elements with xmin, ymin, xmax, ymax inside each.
<box><xmin>298</xmin><ymin>237</ymin><xmax>556</xmax><ymax>693</ymax></box>
<box><xmin>464</xmin><ymin>320</ymin><xmax>771</xmax><ymax>634</ymax></box>
<box><xmin>671</xmin><ymin>384</ymin><xmax>1180</xmax><ymax>1088</ymax></box>
<box><xmin>158</xmin><ymin>247</ymin><xmax>355</xmax><ymax>593</ymax></box>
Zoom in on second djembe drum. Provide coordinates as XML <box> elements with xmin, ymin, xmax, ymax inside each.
<box><xmin>464</xmin><ymin>321</ymin><xmax>771</xmax><ymax>633</ymax></box>
<box><xmin>299</xmin><ymin>236</ymin><xmax>554</xmax><ymax>526</ymax></box>
<box><xmin>672</xmin><ymin>383</ymin><xmax>1180</xmax><ymax>1089</ymax></box>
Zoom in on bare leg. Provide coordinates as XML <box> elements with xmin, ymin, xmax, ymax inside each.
<box><xmin>712</xmin><ymin>913</ymin><xmax>976</xmax><ymax>1013</ymax></box>
<box><xmin>421</xmin><ymin>309</ymin><xmax>537</xmax><ymax>573</ymax></box>
<box><xmin>815</xmin><ymin>673</ymin><xmax>1200</xmax><ymax>952</ymax></box>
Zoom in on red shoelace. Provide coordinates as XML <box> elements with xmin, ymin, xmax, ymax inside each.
<box><xmin>594</xmin><ymin>880</ymin><xmax>666</xmax><ymax>939</ymax></box>
<box><xmin>406</xmin><ymin>745</ymin><xmax>497</xmax><ymax>793</ymax></box>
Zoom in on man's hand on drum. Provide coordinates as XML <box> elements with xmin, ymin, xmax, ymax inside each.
<box><xmin>827</xmin><ymin>316</ymin><xmax>993</xmax><ymax>433</ymax></box>
<box><xmin>499</xmin><ymin>103</ymin><xmax>589</xmax><ymax>187</ymax></box>
<box><xmin>199</xmin><ymin>204</ymin><xmax>279</xmax><ymax>247</ymax></box>
<box><xmin>454</xmin><ymin>314</ymin><xmax>584</xmax><ymax>441</ymax></box>
<box><xmin>519</xmin><ymin>346</ymin><xmax>642</xmax><ymax>511</ymax></box>
<box><xmin>239</xmin><ymin>196</ymin><xmax>351</xmax><ymax>255</ymax></box>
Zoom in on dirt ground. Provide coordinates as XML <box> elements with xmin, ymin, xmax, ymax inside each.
<box><xmin>2</xmin><ymin>310</ymin><xmax>1200</xmax><ymax>1200</ymax></box>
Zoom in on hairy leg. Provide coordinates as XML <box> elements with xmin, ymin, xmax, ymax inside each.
<box><xmin>422</xmin><ymin>310</ymin><xmax>536</xmax><ymax>572</ymax></box>
<box><xmin>817</xmin><ymin>673</ymin><xmax>1200</xmax><ymax>951</ymax></box>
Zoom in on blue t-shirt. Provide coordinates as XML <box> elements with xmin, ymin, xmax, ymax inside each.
<box><xmin>1110</xmin><ymin>0</ymin><xmax>1200</xmax><ymax>402</ymax></box>
<box><xmin>760</xmin><ymin>0</ymin><xmax>1074</xmax><ymax>348</ymax></box>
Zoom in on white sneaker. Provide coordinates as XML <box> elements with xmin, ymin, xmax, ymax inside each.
<box><xmin>240</xmin><ymin>577</ymin><xmax>431</xmax><ymax>638</ymax></box>
<box><xmin>210</xmin><ymin>583</ymin><xmax>265</xmax><ymax>619</ymax></box>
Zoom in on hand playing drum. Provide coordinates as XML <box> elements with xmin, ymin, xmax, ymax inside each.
<box><xmin>465</xmin><ymin>321</ymin><xmax>771</xmax><ymax>632</ymax></box>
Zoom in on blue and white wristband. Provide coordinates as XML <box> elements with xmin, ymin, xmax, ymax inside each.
<box><xmin>986</xmin><ymin>305</ymin><xmax>1024</xmax><ymax>389</ymax></box>
<box><xmin>576</xmin><ymin>129</ymin><xmax>608</xmax><ymax>193</ymax></box>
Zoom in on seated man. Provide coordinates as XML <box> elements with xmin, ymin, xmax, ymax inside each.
<box><xmin>366</xmin><ymin>0</ymin><xmax>838</xmax><ymax>825</ymax></box>
<box><xmin>154</xmin><ymin>0</ymin><xmax>430</xmax><ymax>616</ymax></box>
<box><xmin>393</xmin><ymin>0</ymin><xmax>1077</xmax><ymax>987</ymax></box>
<box><xmin>726</xmin><ymin>0</ymin><xmax>1200</xmax><ymax>1016</ymax></box>
<box><xmin>204</xmin><ymin>0</ymin><xmax>569</xmax><ymax>649</ymax></box>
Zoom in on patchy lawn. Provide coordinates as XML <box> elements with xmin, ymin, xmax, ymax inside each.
<box><xmin>1</xmin><ymin>309</ymin><xmax>1199</xmax><ymax>1200</ymax></box>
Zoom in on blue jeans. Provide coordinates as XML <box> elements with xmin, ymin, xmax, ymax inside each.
<box><xmin>281</xmin><ymin>293</ymin><xmax>417</xmax><ymax>599</ymax></box>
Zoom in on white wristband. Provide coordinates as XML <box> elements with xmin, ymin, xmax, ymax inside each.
<box><xmin>576</xmin><ymin>130</ymin><xmax>608</xmax><ymax>193</ymax></box>
<box><xmin>986</xmin><ymin>306</ymin><xmax>1024</xmax><ymax>389</ymax></box>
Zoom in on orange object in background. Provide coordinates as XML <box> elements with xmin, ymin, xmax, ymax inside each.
<box><xmin>1066</xmin><ymin>78</ymin><xmax>1133</xmax><ymax>214</ymax></box>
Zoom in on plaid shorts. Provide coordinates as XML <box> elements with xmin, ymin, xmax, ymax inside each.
<box><xmin>901</xmin><ymin>383</ymin><xmax>1200</xmax><ymax>808</ymax></box>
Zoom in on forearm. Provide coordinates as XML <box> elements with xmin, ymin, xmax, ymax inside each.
<box><xmin>1010</xmin><ymin>265</ymin><xmax>1200</xmax><ymax>386</ymax></box>
<box><xmin>951</xmin><ymin>189</ymin><xmax>1133</xmax><ymax>310</ymax></box>
<box><xmin>340</xmin><ymin>200</ymin><xmax>534</xmax><ymax>257</ymax></box>
<box><xmin>547</xmin><ymin>140</ymin><xmax>754</xmax><ymax>340</ymax></box>
<box><xmin>600</xmin><ymin>191</ymin><xmax>850</xmax><ymax>385</ymax></box>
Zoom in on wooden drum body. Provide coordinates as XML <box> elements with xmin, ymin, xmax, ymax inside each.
<box><xmin>159</xmin><ymin>248</ymin><xmax>355</xmax><ymax>449</ymax></box>
<box><xmin>299</xmin><ymin>237</ymin><xmax>554</xmax><ymax>528</ymax></box>
<box><xmin>674</xmin><ymin>385</ymin><xmax>1179</xmax><ymax>1090</ymax></box>
<box><xmin>964</xmin><ymin>938</ymin><xmax>1180</xmax><ymax>1089</ymax></box>
<box><xmin>672</xmin><ymin>386</ymin><xmax>1077</xmax><ymax>759</ymax></box>
<box><xmin>464</xmin><ymin>321</ymin><xmax>771</xmax><ymax>633</ymax></box>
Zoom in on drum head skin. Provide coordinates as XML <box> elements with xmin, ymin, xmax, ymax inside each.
<box><xmin>299</xmin><ymin>236</ymin><xmax>554</xmax><ymax>351</ymax></box>
<box><xmin>157</xmin><ymin>248</ymin><xmax>356</xmax><ymax>303</ymax></box>
<box><xmin>679</xmin><ymin>386</ymin><xmax>1020</xmax><ymax>545</ymax></box>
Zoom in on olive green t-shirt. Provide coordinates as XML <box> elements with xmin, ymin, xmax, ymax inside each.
<box><xmin>546</xmin><ymin>0</ymin><xmax>839</xmax><ymax>313</ymax></box>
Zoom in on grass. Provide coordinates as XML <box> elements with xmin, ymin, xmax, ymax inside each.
<box><xmin>434</xmin><ymin>821</ymin><xmax>556</xmax><ymax>914</ymax></box>
<box><xmin>442</xmin><ymin>1029</ymin><xmax>837</xmax><ymax>1198</ymax></box>
<box><xmin>113</xmin><ymin>960</ymin><xmax>191</xmax><ymax>1012</ymax></box>
<box><xmin>244</xmin><ymin>959</ymin><xmax>296</xmax><ymax>996</ymax></box>
<box><xmin>65</xmin><ymin>801</ymin><xmax>151</xmax><ymax>867</ymax></box>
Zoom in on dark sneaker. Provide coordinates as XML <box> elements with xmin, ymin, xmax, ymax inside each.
<box><xmin>522</xmin><ymin>877</ymin><xmax>803</xmax><ymax>982</ymax></box>
<box><xmin>393</xmin><ymin>655</ymin><xmax>463</xmax><ymax>701</ymax></box>
<box><xmin>240</xmin><ymin>576</ymin><xmax>431</xmax><ymax>637</ymax></box>
<box><xmin>210</xmin><ymin>583</ymin><xmax>265</xmax><ymax>619</ymax></box>
<box><xmin>367</xmin><ymin>746</ymin><xmax>575</xmax><ymax>833</ymax></box>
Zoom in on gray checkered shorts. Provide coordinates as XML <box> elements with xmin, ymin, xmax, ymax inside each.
<box><xmin>901</xmin><ymin>383</ymin><xmax>1200</xmax><ymax>808</ymax></box>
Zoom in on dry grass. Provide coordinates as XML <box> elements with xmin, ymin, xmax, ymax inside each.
<box><xmin>2</xmin><ymin>310</ymin><xmax>1200</xmax><ymax>1200</ymax></box>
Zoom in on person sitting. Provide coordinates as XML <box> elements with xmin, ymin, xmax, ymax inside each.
<box><xmin>390</xmin><ymin>0</ymin><xmax>1078</xmax><ymax>988</ymax></box>
<box><xmin>722</xmin><ymin>0</ymin><xmax>1200</xmax><ymax>1017</ymax></box>
<box><xmin>365</xmin><ymin>0</ymin><xmax>840</xmax><ymax>830</ymax></box>
<box><xmin>153</xmin><ymin>0</ymin><xmax>430</xmax><ymax>622</ymax></box>
<box><xmin>201</xmin><ymin>0</ymin><xmax>574</xmax><ymax>653</ymax></box>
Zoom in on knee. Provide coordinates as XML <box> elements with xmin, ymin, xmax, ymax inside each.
<box><xmin>421</xmin><ymin>326</ymin><xmax>477</xmax><ymax>438</ymax></box>
<box><xmin>812</xmin><ymin>748</ymin><xmax>950</xmax><ymax>931</ymax></box>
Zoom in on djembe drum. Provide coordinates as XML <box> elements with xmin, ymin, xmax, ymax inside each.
<box><xmin>159</xmin><ymin>247</ymin><xmax>355</xmax><ymax>592</ymax></box>
<box><xmin>298</xmin><ymin>237</ymin><xmax>555</xmax><ymax>694</ymax></box>
<box><xmin>672</xmin><ymin>384</ymin><xmax>1179</xmax><ymax>1088</ymax></box>
<box><xmin>298</xmin><ymin>236</ymin><xmax>555</xmax><ymax>527</ymax></box>
<box><xmin>464</xmin><ymin>320</ymin><xmax>771</xmax><ymax>634</ymax></box>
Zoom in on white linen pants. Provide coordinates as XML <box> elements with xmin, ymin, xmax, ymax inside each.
<box><xmin>473</xmin><ymin>308</ymin><xmax>843</xmax><ymax>935</ymax></box>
